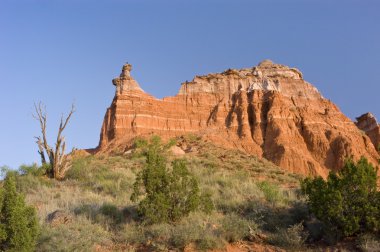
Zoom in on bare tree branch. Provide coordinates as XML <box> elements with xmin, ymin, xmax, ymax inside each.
<box><xmin>56</xmin><ymin>104</ymin><xmax>75</xmax><ymax>144</ymax></box>
<box><xmin>35</xmin><ymin>136</ymin><xmax>46</xmax><ymax>164</ymax></box>
<box><xmin>33</xmin><ymin>102</ymin><xmax>75</xmax><ymax>180</ymax></box>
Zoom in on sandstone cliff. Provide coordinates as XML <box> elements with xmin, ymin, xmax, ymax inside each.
<box><xmin>97</xmin><ymin>61</ymin><xmax>379</xmax><ymax>177</ymax></box>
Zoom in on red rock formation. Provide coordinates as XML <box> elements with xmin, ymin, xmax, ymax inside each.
<box><xmin>356</xmin><ymin>113</ymin><xmax>380</xmax><ymax>151</ymax></box>
<box><xmin>97</xmin><ymin>60</ymin><xmax>379</xmax><ymax>177</ymax></box>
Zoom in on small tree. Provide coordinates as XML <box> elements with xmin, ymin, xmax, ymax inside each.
<box><xmin>131</xmin><ymin>136</ymin><xmax>213</xmax><ymax>224</ymax></box>
<box><xmin>33</xmin><ymin>102</ymin><xmax>75</xmax><ymax>180</ymax></box>
<box><xmin>0</xmin><ymin>172</ymin><xmax>39</xmax><ymax>251</ymax></box>
<box><xmin>302</xmin><ymin>157</ymin><xmax>380</xmax><ymax>241</ymax></box>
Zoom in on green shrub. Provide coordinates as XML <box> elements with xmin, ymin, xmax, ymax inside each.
<box><xmin>99</xmin><ymin>203</ymin><xmax>123</xmax><ymax>224</ymax></box>
<box><xmin>257</xmin><ymin>181</ymin><xmax>282</xmax><ymax>204</ymax></box>
<box><xmin>18</xmin><ymin>163</ymin><xmax>49</xmax><ymax>177</ymax></box>
<box><xmin>302</xmin><ymin>157</ymin><xmax>380</xmax><ymax>241</ymax></box>
<box><xmin>131</xmin><ymin>136</ymin><xmax>213</xmax><ymax>224</ymax></box>
<box><xmin>132</xmin><ymin>135</ymin><xmax>176</xmax><ymax>159</ymax></box>
<box><xmin>65</xmin><ymin>157</ymin><xmax>92</xmax><ymax>181</ymax></box>
<box><xmin>183</xmin><ymin>133</ymin><xmax>201</xmax><ymax>144</ymax></box>
<box><xmin>0</xmin><ymin>172</ymin><xmax>39</xmax><ymax>251</ymax></box>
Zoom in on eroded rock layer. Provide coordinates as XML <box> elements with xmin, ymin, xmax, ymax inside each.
<box><xmin>98</xmin><ymin>61</ymin><xmax>379</xmax><ymax>177</ymax></box>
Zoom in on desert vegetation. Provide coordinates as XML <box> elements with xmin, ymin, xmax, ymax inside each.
<box><xmin>302</xmin><ymin>157</ymin><xmax>380</xmax><ymax>244</ymax></box>
<box><xmin>130</xmin><ymin>136</ymin><xmax>213</xmax><ymax>224</ymax></box>
<box><xmin>0</xmin><ymin>171</ymin><xmax>39</xmax><ymax>251</ymax></box>
<box><xmin>1</xmin><ymin>136</ymin><xmax>379</xmax><ymax>251</ymax></box>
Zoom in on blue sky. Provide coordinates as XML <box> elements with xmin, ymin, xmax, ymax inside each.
<box><xmin>1</xmin><ymin>0</ymin><xmax>379</xmax><ymax>169</ymax></box>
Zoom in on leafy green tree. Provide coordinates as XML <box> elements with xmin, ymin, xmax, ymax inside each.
<box><xmin>0</xmin><ymin>172</ymin><xmax>39</xmax><ymax>251</ymax></box>
<box><xmin>131</xmin><ymin>136</ymin><xmax>213</xmax><ymax>224</ymax></box>
<box><xmin>302</xmin><ymin>157</ymin><xmax>380</xmax><ymax>241</ymax></box>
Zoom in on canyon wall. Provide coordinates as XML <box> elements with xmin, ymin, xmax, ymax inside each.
<box><xmin>97</xmin><ymin>60</ymin><xmax>379</xmax><ymax>177</ymax></box>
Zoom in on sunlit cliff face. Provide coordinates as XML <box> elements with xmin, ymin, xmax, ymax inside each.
<box><xmin>97</xmin><ymin>60</ymin><xmax>380</xmax><ymax>178</ymax></box>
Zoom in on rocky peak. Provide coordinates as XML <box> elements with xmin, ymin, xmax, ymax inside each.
<box><xmin>120</xmin><ymin>63</ymin><xmax>132</xmax><ymax>79</ymax></box>
<box><xmin>178</xmin><ymin>60</ymin><xmax>319</xmax><ymax>99</ymax></box>
<box><xmin>258</xmin><ymin>59</ymin><xmax>274</xmax><ymax>67</ymax></box>
<box><xmin>356</xmin><ymin>112</ymin><xmax>380</xmax><ymax>149</ymax></box>
<box><xmin>356</xmin><ymin>113</ymin><xmax>377</xmax><ymax>131</ymax></box>
<box><xmin>112</xmin><ymin>63</ymin><xmax>143</xmax><ymax>95</ymax></box>
<box><xmin>254</xmin><ymin>59</ymin><xmax>303</xmax><ymax>80</ymax></box>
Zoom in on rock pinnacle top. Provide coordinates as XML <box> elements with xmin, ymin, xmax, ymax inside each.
<box><xmin>111</xmin><ymin>62</ymin><xmax>143</xmax><ymax>94</ymax></box>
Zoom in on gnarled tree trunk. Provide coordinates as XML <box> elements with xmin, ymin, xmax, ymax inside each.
<box><xmin>33</xmin><ymin>102</ymin><xmax>75</xmax><ymax>180</ymax></box>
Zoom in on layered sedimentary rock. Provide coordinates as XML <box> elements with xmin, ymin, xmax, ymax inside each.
<box><xmin>98</xmin><ymin>60</ymin><xmax>379</xmax><ymax>177</ymax></box>
<box><xmin>356</xmin><ymin>113</ymin><xmax>380</xmax><ymax>151</ymax></box>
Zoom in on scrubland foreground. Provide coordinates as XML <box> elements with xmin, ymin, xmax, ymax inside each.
<box><xmin>3</xmin><ymin>136</ymin><xmax>380</xmax><ymax>251</ymax></box>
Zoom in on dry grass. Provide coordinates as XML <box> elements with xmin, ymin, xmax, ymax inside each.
<box><xmin>17</xmin><ymin>137</ymin><xmax>308</xmax><ymax>251</ymax></box>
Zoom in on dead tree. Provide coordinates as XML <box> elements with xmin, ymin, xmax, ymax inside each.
<box><xmin>33</xmin><ymin>102</ymin><xmax>75</xmax><ymax>180</ymax></box>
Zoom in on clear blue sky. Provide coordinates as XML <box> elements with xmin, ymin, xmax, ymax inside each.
<box><xmin>1</xmin><ymin>0</ymin><xmax>379</xmax><ymax>169</ymax></box>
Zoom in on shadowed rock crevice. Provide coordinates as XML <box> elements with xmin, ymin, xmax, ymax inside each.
<box><xmin>260</xmin><ymin>92</ymin><xmax>273</xmax><ymax>150</ymax></box>
<box><xmin>225</xmin><ymin>93</ymin><xmax>237</xmax><ymax>129</ymax></box>
<box><xmin>207</xmin><ymin>104</ymin><xmax>219</xmax><ymax>126</ymax></box>
<box><xmin>246</xmin><ymin>92</ymin><xmax>256</xmax><ymax>142</ymax></box>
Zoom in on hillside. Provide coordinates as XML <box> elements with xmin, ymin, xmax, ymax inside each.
<box><xmin>12</xmin><ymin>136</ymin><xmax>373</xmax><ymax>251</ymax></box>
<box><xmin>22</xmin><ymin>137</ymin><xmax>301</xmax><ymax>251</ymax></box>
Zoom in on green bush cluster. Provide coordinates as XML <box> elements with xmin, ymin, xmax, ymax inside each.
<box><xmin>131</xmin><ymin>136</ymin><xmax>213</xmax><ymax>224</ymax></box>
<box><xmin>18</xmin><ymin>163</ymin><xmax>49</xmax><ymax>177</ymax></box>
<box><xmin>0</xmin><ymin>172</ymin><xmax>39</xmax><ymax>251</ymax></box>
<box><xmin>302</xmin><ymin>157</ymin><xmax>380</xmax><ymax>241</ymax></box>
<box><xmin>257</xmin><ymin>181</ymin><xmax>282</xmax><ymax>205</ymax></box>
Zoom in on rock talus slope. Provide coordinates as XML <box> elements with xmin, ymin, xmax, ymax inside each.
<box><xmin>97</xmin><ymin>61</ymin><xmax>379</xmax><ymax>177</ymax></box>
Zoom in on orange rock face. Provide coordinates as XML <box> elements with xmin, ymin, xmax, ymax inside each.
<box><xmin>97</xmin><ymin>60</ymin><xmax>379</xmax><ymax>177</ymax></box>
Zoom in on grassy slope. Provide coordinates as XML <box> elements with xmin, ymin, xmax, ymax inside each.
<box><xmin>19</xmin><ymin>137</ymin><xmax>311</xmax><ymax>251</ymax></box>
